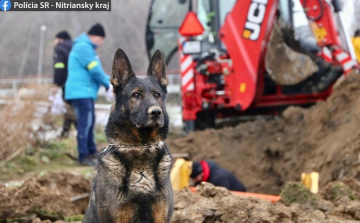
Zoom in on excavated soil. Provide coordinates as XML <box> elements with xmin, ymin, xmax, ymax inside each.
<box><xmin>0</xmin><ymin>172</ymin><xmax>91</xmax><ymax>221</ymax></box>
<box><xmin>172</xmin><ymin>179</ymin><xmax>360</xmax><ymax>223</ymax></box>
<box><xmin>2</xmin><ymin>174</ymin><xmax>360</xmax><ymax>223</ymax></box>
<box><xmin>167</xmin><ymin>71</ymin><xmax>360</xmax><ymax>195</ymax></box>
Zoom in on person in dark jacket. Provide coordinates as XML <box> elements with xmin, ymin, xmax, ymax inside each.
<box><xmin>54</xmin><ymin>31</ymin><xmax>72</xmax><ymax>89</ymax></box>
<box><xmin>65</xmin><ymin>24</ymin><xmax>110</xmax><ymax>166</ymax></box>
<box><xmin>53</xmin><ymin>30</ymin><xmax>77</xmax><ymax>139</ymax></box>
<box><xmin>190</xmin><ymin>160</ymin><xmax>247</xmax><ymax>192</ymax></box>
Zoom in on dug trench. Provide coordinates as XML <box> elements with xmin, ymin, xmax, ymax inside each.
<box><xmin>167</xmin><ymin>71</ymin><xmax>360</xmax><ymax>195</ymax></box>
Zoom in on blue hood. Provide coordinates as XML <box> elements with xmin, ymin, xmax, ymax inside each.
<box><xmin>74</xmin><ymin>33</ymin><xmax>97</xmax><ymax>49</ymax></box>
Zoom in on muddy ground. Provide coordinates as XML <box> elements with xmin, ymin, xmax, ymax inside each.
<box><xmin>168</xmin><ymin>72</ymin><xmax>360</xmax><ymax>195</ymax></box>
<box><xmin>1</xmin><ymin>172</ymin><xmax>360</xmax><ymax>223</ymax></box>
<box><xmin>0</xmin><ymin>172</ymin><xmax>91</xmax><ymax>221</ymax></box>
<box><xmin>172</xmin><ymin>178</ymin><xmax>360</xmax><ymax>223</ymax></box>
<box><xmin>1</xmin><ymin>72</ymin><xmax>360</xmax><ymax>222</ymax></box>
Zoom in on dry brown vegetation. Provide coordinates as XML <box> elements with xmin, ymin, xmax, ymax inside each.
<box><xmin>0</xmin><ymin>84</ymin><xmax>59</xmax><ymax>161</ymax></box>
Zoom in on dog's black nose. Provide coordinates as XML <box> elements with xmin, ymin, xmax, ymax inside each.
<box><xmin>148</xmin><ymin>106</ymin><xmax>162</xmax><ymax>119</ymax></box>
<box><xmin>151</xmin><ymin>109</ymin><xmax>162</xmax><ymax>118</ymax></box>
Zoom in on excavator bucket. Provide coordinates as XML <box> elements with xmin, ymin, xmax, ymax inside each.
<box><xmin>265</xmin><ymin>20</ymin><xmax>319</xmax><ymax>85</ymax></box>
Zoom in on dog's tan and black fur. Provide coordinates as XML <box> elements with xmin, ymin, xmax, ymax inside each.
<box><xmin>82</xmin><ymin>49</ymin><xmax>173</xmax><ymax>223</ymax></box>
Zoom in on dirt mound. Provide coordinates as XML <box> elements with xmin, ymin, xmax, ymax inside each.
<box><xmin>320</xmin><ymin>177</ymin><xmax>360</xmax><ymax>202</ymax></box>
<box><xmin>0</xmin><ymin>172</ymin><xmax>91</xmax><ymax>221</ymax></box>
<box><xmin>2</xmin><ymin>173</ymin><xmax>359</xmax><ymax>223</ymax></box>
<box><xmin>167</xmin><ymin>71</ymin><xmax>360</xmax><ymax>194</ymax></box>
<box><xmin>172</xmin><ymin>179</ymin><xmax>360</xmax><ymax>223</ymax></box>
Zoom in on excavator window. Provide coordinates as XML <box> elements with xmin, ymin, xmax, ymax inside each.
<box><xmin>196</xmin><ymin>0</ymin><xmax>236</xmax><ymax>50</ymax></box>
<box><xmin>197</xmin><ymin>0</ymin><xmax>212</xmax><ymax>32</ymax></box>
<box><xmin>219</xmin><ymin>0</ymin><xmax>237</xmax><ymax>27</ymax></box>
<box><xmin>145</xmin><ymin>0</ymin><xmax>190</xmax><ymax>63</ymax></box>
<box><xmin>145</xmin><ymin>0</ymin><xmax>238</xmax><ymax>64</ymax></box>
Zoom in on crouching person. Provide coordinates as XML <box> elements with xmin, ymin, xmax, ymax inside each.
<box><xmin>190</xmin><ymin>160</ymin><xmax>247</xmax><ymax>192</ymax></box>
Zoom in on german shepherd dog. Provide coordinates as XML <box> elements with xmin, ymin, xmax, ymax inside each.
<box><xmin>82</xmin><ymin>49</ymin><xmax>173</xmax><ymax>223</ymax></box>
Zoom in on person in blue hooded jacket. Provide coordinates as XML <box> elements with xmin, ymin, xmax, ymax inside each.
<box><xmin>65</xmin><ymin>23</ymin><xmax>110</xmax><ymax>166</ymax></box>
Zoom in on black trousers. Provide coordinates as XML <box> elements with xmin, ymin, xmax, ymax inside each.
<box><xmin>60</xmin><ymin>86</ymin><xmax>77</xmax><ymax>138</ymax></box>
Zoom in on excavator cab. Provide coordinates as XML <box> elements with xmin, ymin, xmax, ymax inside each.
<box><xmin>145</xmin><ymin>0</ymin><xmax>237</xmax><ymax>63</ymax></box>
<box><xmin>145</xmin><ymin>0</ymin><xmax>190</xmax><ymax>64</ymax></box>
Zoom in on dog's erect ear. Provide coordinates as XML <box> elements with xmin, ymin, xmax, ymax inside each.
<box><xmin>147</xmin><ymin>50</ymin><xmax>168</xmax><ymax>88</ymax></box>
<box><xmin>111</xmin><ymin>49</ymin><xmax>135</xmax><ymax>90</ymax></box>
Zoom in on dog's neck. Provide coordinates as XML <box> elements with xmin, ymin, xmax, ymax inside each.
<box><xmin>106</xmin><ymin>123</ymin><xmax>168</xmax><ymax>146</ymax></box>
<box><xmin>107</xmin><ymin>138</ymin><xmax>164</xmax><ymax>147</ymax></box>
<box><xmin>102</xmin><ymin>141</ymin><xmax>166</xmax><ymax>152</ymax></box>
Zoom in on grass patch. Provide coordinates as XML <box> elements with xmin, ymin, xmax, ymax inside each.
<box><xmin>0</xmin><ymin>138</ymin><xmax>78</xmax><ymax>182</ymax></box>
<box><xmin>28</xmin><ymin>207</ymin><xmax>84</xmax><ymax>222</ymax></box>
<box><xmin>29</xmin><ymin>207</ymin><xmax>64</xmax><ymax>221</ymax></box>
<box><xmin>331</xmin><ymin>182</ymin><xmax>356</xmax><ymax>201</ymax></box>
<box><xmin>95</xmin><ymin>128</ymin><xmax>107</xmax><ymax>143</ymax></box>
<box><xmin>0</xmin><ymin>216</ymin><xmax>32</xmax><ymax>223</ymax></box>
<box><xmin>63</xmin><ymin>215</ymin><xmax>84</xmax><ymax>222</ymax></box>
<box><xmin>280</xmin><ymin>182</ymin><xmax>318</xmax><ymax>206</ymax></box>
<box><xmin>38</xmin><ymin>140</ymin><xmax>73</xmax><ymax>160</ymax></box>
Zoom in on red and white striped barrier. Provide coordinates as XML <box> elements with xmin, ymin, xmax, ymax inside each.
<box><xmin>178</xmin><ymin>38</ymin><xmax>195</xmax><ymax>92</ymax></box>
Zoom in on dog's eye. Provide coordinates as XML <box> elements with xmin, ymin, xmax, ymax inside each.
<box><xmin>154</xmin><ymin>93</ymin><xmax>161</xmax><ymax>98</ymax></box>
<box><xmin>133</xmin><ymin>93</ymin><xmax>141</xmax><ymax>99</ymax></box>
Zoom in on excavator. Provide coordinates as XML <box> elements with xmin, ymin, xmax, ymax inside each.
<box><xmin>146</xmin><ymin>0</ymin><xmax>358</xmax><ymax>133</ymax></box>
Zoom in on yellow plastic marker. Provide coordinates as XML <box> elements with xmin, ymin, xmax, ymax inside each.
<box><xmin>301</xmin><ymin>172</ymin><xmax>319</xmax><ymax>194</ymax></box>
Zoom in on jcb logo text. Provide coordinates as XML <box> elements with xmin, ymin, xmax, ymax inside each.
<box><xmin>243</xmin><ymin>0</ymin><xmax>268</xmax><ymax>41</ymax></box>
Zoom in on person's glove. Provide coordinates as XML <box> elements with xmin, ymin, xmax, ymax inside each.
<box><xmin>105</xmin><ymin>84</ymin><xmax>115</xmax><ymax>102</ymax></box>
<box><xmin>49</xmin><ymin>88</ymin><xmax>66</xmax><ymax>114</ymax></box>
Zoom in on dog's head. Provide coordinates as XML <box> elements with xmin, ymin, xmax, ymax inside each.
<box><xmin>105</xmin><ymin>49</ymin><xmax>169</xmax><ymax>145</ymax></box>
